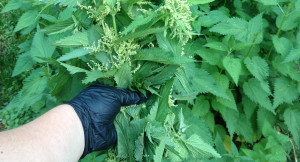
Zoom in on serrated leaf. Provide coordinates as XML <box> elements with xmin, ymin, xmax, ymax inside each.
<box><xmin>30</xmin><ymin>32</ymin><xmax>56</xmax><ymax>63</ymax></box>
<box><xmin>82</xmin><ymin>70</ymin><xmax>103</xmax><ymax>84</ymax></box>
<box><xmin>115</xmin><ymin>28</ymin><xmax>165</xmax><ymax>43</ymax></box>
<box><xmin>54</xmin><ymin>31</ymin><xmax>89</xmax><ymax>47</ymax></box>
<box><xmin>255</xmin><ymin>0</ymin><xmax>277</xmax><ymax>5</ymax></box>
<box><xmin>257</xmin><ymin>107</ymin><xmax>276</xmax><ymax>137</ymax></box>
<box><xmin>134</xmin><ymin>135</ymin><xmax>144</xmax><ymax>161</ymax></box>
<box><xmin>156</xmin><ymin>79</ymin><xmax>173</xmax><ymax>122</ymax></box>
<box><xmin>114</xmin><ymin>63</ymin><xmax>132</xmax><ymax>88</ymax></box>
<box><xmin>182</xmin><ymin>134</ymin><xmax>221</xmax><ymax>158</ymax></box>
<box><xmin>14</xmin><ymin>10</ymin><xmax>39</xmax><ymax>32</ymax></box>
<box><xmin>284</xmin><ymin>108</ymin><xmax>300</xmax><ymax>147</ymax></box>
<box><xmin>192</xmin><ymin>96</ymin><xmax>210</xmax><ymax>117</ymax></box>
<box><xmin>205</xmin><ymin>42</ymin><xmax>229</xmax><ymax>51</ymax></box>
<box><xmin>272</xmin><ymin>35</ymin><xmax>292</xmax><ymax>56</ymax></box>
<box><xmin>60</xmin><ymin>62</ymin><xmax>88</xmax><ymax>74</ymax></box>
<box><xmin>223</xmin><ymin>56</ymin><xmax>241</xmax><ymax>85</ymax></box>
<box><xmin>198</xmin><ymin>10</ymin><xmax>229</xmax><ymax>27</ymax></box>
<box><xmin>1</xmin><ymin>0</ymin><xmax>23</xmax><ymax>13</ymax></box>
<box><xmin>243</xmin><ymin>78</ymin><xmax>274</xmax><ymax>113</ymax></box>
<box><xmin>217</xmin><ymin>89</ymin><xmax>237</xmax><ymax>111</ymax></box>
<box><xmin>153</xmin><ymin>137</ymin><xmax>166</xmax><ymax>162</ymax></box>
<box><xmin>283</xmin><ymin>48</ymin><xmax>300</xmax><ymax>63</ymax></box>
<box><xmin>187</xmin><ymin>0</ymin><xmax>215</xmax><ymax>4</ymax></box>
<box><xmin>237</xmin><ymin>114</ymin><xmax>253</xmax><ymax>143</ymax></box>
<box><xmin>218</xmin><ymin>104</ymin><xmax>239</xmax><ymax>137</ymax></box>
<box><xmin>272</xmin><ymin>56</ymin><xmax>300</xmax><ymax>82</ymax></box>
<box><xmin>12</xmin><ymin>52</ymin><xmax>36</xmax><ymax>77</ymax></box>
<box><xmin>41</xmin><ymin>19</ymin><xmax>74</xmax><ymax>35</ymax></box>
<box><xmin>242</xmin><ymin>96</ymin><xmax>257</xmax><ymax>119</ymax></box>
<box><xmin>273</xmin><ymin>77</ymin><xmax>298</xmax><ymax>108</ymax></box>
<box><xmin>135</xmin><ymin>48</ymin><xmax>194</xmax><ymax>64</ymax></box>
<box><xmin>121</xmin><ymin>12</ymin><xmax>156</xmax><ymax>35</ymax></box>
<box><xmin>244</xmin><ymin>56</ymin><xmax>269</xmax><ymax>81</ymax></box>
<box><xmin>57</xmin><ymin>48</ymin><xmax>92</xmax><ymax>61</ymax></box>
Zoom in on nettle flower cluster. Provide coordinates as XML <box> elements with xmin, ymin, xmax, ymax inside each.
<box><xmin>85</xmin><ymin>23</ymin><xmax>140</xmax><ymax>70</ymax></box>
<box><xmin>159</xmin><ymin>0</ymin><xmax>194</xmax><ymax>45</ymax></box>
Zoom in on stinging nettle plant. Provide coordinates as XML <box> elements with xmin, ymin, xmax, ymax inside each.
<box><xmin>0</xmin><ymin>0</ymin><xmax>300</xmax><ymax>161</ymax></box>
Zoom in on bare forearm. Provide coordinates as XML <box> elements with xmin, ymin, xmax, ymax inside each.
<box><xmin>0</xmin><ymin>104</ymin><xmax>84</xmax><ymax>162</ymax></box>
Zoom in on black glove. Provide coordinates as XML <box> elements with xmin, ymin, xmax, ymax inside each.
<box><xmin>67</xmin><ymin>84</ymin><xmax>147</xmax><ymax>159</ymax></box>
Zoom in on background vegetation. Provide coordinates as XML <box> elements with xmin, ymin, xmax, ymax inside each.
<box><xmin>0</xmin><ymin>0</ymin><xmax>299</xmax><ymax>161</ymax></box>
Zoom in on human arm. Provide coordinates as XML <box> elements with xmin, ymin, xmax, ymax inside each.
<box><xmin>0</xmin><ymin>84</ymin><xmax>147</xmax><ymax>162</ymax></box>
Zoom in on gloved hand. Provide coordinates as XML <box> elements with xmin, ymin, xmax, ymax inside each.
<box><xmin>67</xmin><ymin>84</ymin><xmax>148</xmax><ymax>159</ymax></box>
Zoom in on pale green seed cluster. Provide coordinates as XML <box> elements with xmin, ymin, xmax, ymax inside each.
<box><xmin>85</xmin><ymin>23</ymin><xmax>140</xmax><ymax>69</ymax></box>
<box><xmin>159</xmin><ymin>0</ymin><xmax>194</xmax><ymax>45</ymax></box>
<box><xmin>113</xmin><ymin>39</ymin><xmax>140</xmax><ymax>68</ymax></box>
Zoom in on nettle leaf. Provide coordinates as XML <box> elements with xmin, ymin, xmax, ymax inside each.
<box><xmin>272</xmin><ymin>56</ymin><xmax>300</xmax><ymax>82</ymax></box>
<box><xmin>217</xmin><ymin>102</ymin><xmax>239</xmax><ymax>137</ymax></box>
<box><xmin>57</xmin><ymin>48</ymin><xmax>92</xmax><ymax>61</ymax></box>
<box><xmin>54</xmin><ymin>31</ymin><xmax>89</xmax><ymax>47</ymax></box>
<box><xmin>156</xmin><ymin>79</ymin><xmax>173</xmax><ymax>122</ymax></box>
<box><xmin>255</xmin><ymin>0</ymin><xmax>277</xmax><ymax>5</ymax></box>
<box><xmin>192</xmin><ymin>96</ymin><xmax>210</xmax><ymax>117</ymax></box>
<box><xmin>205</xmin><ymin>42</ymin><xmax>229</xmax><ymax>51</ymax></box>
<box><xmin>283</xmin><ymin>48</ymin><xmax>300</xmax><ymax>63</ymax></box>
<box><xmin>217</xmin><ymin>89</ymin><xmax>237</xmax><ymax>111</ymax></box>
<box><xmin>257</xmin><ymin>107</ymin><xmax>276</xmax><ymax>137</ymax></box>
<box><xmin>244</xmin><ymin>56</ymin><xmax>269</xmax><ymax>81</ymax></box>
<box><xmin>272</xmin><ymin>35</ymin><xmax>292</xmax><ymax>56</ymax></box>
<box><xmin>82</xmin><ymin>70</ymin><xmax>103</xmax><ymax>84</ymax></box>
<box><xmin>55</xmin><ymin>0</ymin><xmax>83</xmax><ymax>7</ymax></box>
<box><xmin>198</xmin><ymin>10</ymin><xmax>229</xmax><ymax>27</ymax></box>
<box><xmin>14</xmin><ymin>10</ymin><xmax>39</xmax><ymax>32</ymax></box>
<box><xmin>243</xmin><ymin>78</ymin><xmax>274</xmax><ymax>113</ymax></box>
<box><xmin>284</xmin><ymin>108</ymin><xmax>300</xmax><ymax>147</ymax></box>
<box><xmin>237</xmin><ymin>114</ymin><xmax>253</xmax><ymax>144</ymax></box>
<box><xmin>273</xmin><ymin>77</ymin><xmax>298</xmax><ymax>108</ymax></box>
<box><xmin>210</xmin><ymin>14</ymin><xmax>263</xmax><ymax>43</ymax></box>
<box><xmin>1</xmin><ymin>0</ymin><xmax>24</xmax><ymax>13</ymax></box>
<box><xmin>12</xmin><ymin>52</ymin><xmax>36</xmax><ymax>77</ymax></box>
<box><xmin>121</xmin><ymin>11</ymin><xmax>156</xmax><ymax>35</ymax></box>
<box><xmin>114</xmin><ymin>63</ymin><xmax>132</xmax><ymax>88</ymax></box>
<box><xmin>60</xmin><ymin>62</ymin><xmax>88</xmax><ymax>74</ymax></box>
<box><xmin>276</xmin><ymin>10</ymin><xmax>300</xmax><ymax>31</ymax></box>
<box><xmin>182</xmin><ymin>134</ymin><xmax>221</xmax><ymax>158</ymax></box>
<box><xmin>30</xmin><ymin>32</ymin><xmax>56</xmax><ymax>63</ymax></box>
<box><xmin>153</xmin><ymin>137</ymin><xmax>166</xmax><ymax>162</ymax></box>
<box><xmin>223</xmin><ymin>56</ymin><xmax>241</xmax><ymax>86</ymax></box>
<box><xmin>187</xmin><ymin>0</ymin><xmax>215</xmax><ymax>4</ymax></box>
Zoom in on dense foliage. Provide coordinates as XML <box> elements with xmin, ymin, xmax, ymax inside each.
<box><xmin>1</xmin><ymin>0</ymin><xmax>300</xmax><ymax>161</ymax></box>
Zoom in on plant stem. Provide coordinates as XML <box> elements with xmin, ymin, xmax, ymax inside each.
<box><xmin>112</xmin><ymin>14</ymin><xmax>118</xmax><ymax>38</ymax></box>
<box><xmin>266</xmin><ymin>3</ymin><xmax>292</xmax><ymax>60</ymax></box>
<box><xmin>290</xmin><ymin>139</ymin><xmax>298</xmax><ymax>162</ymax></box>
<box><xmin>245</xmin><ymin>32</ymin><xmax>259</xmax><ymax>58</ymax></box>
<box><xmin>108</xmin><ymin>52</ymin><xmax>115</xmax><ymax>68</ymax></box>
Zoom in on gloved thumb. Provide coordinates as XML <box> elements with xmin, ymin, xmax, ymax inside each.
<box><xmin>117</xmin><ymin>88</ymin><xmax>149</xmax><ymax>106</ymax></box>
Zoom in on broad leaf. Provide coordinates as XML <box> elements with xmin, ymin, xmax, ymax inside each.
<box><xmin>244</xmin><ymin>56</ymin><xmax>269</xmax><ymax>81</ymax></box>
<box><xmin>223</xmin><ymin>56</ymin><xmax>241</xmax><ymax>85</ymax></box>
<box><xmin>14</xmin><ymin>10</ymin><xmax>39</xmax><ymax>32</ymax></box>
<box><xmin>30</xmin><ymin>32</ymin><xmax>56</xmax><ymax>63</ymax></box>
<box><xmin>273</xmin><ymin>77</ymin><xmax>298</xmax><ymax>108</ymax></box>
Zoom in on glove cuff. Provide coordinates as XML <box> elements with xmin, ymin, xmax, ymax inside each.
<box><xmin>67</xmin><ymin>102</ymin><xmax>117</xmax><ymax>159</ymax></box>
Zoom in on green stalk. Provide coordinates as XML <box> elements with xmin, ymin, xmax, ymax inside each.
<box><xmin>245</xmin><ymin>33</ymin><xmax>259</xmax><ymax>58</ymax></box>
<box><xmin>266</xmin><ymin>3</ymin><xmax>292</xmax><ymax>60</ymax></box>
<box><xmin>112</xmin><ymin>14</ymin><xmax>118</xmax><ymax>38</ymax></box>
<box><xmin>108</xmin><ymin>52</ymin><xmax>115</xmax><ymax>68</ymax></box>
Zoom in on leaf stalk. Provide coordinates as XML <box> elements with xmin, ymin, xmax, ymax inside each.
<box><xmin>266</xmin><ymin>3</ymin><xmax>292</xmax><ymax>60</ymax></box>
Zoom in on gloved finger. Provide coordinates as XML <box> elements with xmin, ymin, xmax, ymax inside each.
<box><xmin>117</xmin><ymin>88</ymin><xmax>148</xmax><ymax>106</ymax></box>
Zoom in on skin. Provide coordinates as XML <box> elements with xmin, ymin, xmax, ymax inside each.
<box><xmin>0</xmin><ymin>104</ymin><xmax>84</xmax><ymax>162</ymax></box>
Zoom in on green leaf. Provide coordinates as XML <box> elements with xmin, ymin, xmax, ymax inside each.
<box><xmin>57</xmin><ymin>48</ymin><xmax>92</xmax><ymax>61</ymax></box>
<box><xmin>272</xmin><ymin>35</ymin><xmax>292</xmax><ymax>56</ymax></box>
<box><xmin>121</xmin><ymin>12</ymin><xmax>156</xmax><ymax>35</ymax></box>
<box><xmin>60</xmin><ymin>62</ymin><xmax>88</xmax><ymax>74</ymax></box>
<box><xmin>196</xmin><ymin>48</ymin><xmax>222</xmax><ymax>66</ymax></box>
<box><xmin>198</xmin><ymin>10</ymin><xmax>229</xmax><ymax>27</ymax></box>
<box><xmin>114</xmin><ymin>114</ymin><xmax>134</xmax><ymax>160</ymax></box>
<box><xmin>237</xmin><ymin>114</ymin><xmax>253</xmax><ymax>143</ymax></box>
<box><xmin>243</xmin><ymin>78</ymin><xmax>274</xmax><ymax>113</ymax></box>
<box><xmin>273</xmin><ymin>77</ymin><xmax>298</xmax><ymax>108</ymax></box>
<box><xmin>283</xmin><ymin>48</ymin><xmax>300</xmax><ymax>63</ymax></box>
<box><xmin>14</xmin><ymin>10</ymin><xmax>39</xmax><ymax>32</ymax></box>
<box><xmin>135</xmin><ymin>48</ymin><xmax>194</xmax><ymax>64</ymax></box>
<box><xmin>244</xmin><ymin>56</ymin><xmax>269</xmax><ymax>81</ymax></box>
<box><xmin>41</xmin><ymin>19</ymin><xmax>74</xmax><ymax>35</ymax></box>
<box><xmin>54</xmin><ymin>31</ymin><xmax>89</xmax><ymax>47</ymax></box>
<box><xmin>257</xmin><ymin>107</ymin><xmax>276</xmax><ymax>137</ymax></box>
<box><xmin>223</xmin><ymin>56</ymin><xmax>241</xmax><ymax>85</ymax></box>
<box><xmin>153</xmin><ymin>137</ymin><xmax>166</xmax><ymax>162</ymax></box>
<box><xmin>182</xmin><ymin>134</ymin><xmax>221</xmax><ymax>158</ymax></box>
<box><xmin>192</xmin><ymin>96</ymin><xmax>210</xmax><ymax>117</ymax></box>
<box><xmin>218</xmin><ymin>103</ymin><xmax>239</xmax><ymax>137</ymax></box>
<box><xmin>205</xmin><ymin>42</ymin><xmax>229</xmax><ymax>51</ymax></box>
<box><xmin>217</xmin><ymin>89</ymin><xmax>237</xmax><ymax>111</ymax></box>
<box><xmin>255</xmin><ymin>0</ymin><xmax>277</xmax><ymax>5</ymax></box>
<box><xmin>156</xmin><ymin>79</ymin><xmax>173</xmax><ymax>123</ymax></box>
<box><xmin>115</xmin><ymin>28</ymin><xmax>165</xmax><ymax>43</ymax></box>
<box><xmin>82</xmin><ymin>70</ymin><xmax>103</xmax><ymax>84</ymax></box>
<box><xmin>114</xmin><ymin>63</ymin><xmax>132</xmax><ymax>88</ymax></box>
<box><xmin>1</xmin><ymin>0</ymin><xmax>24</xmax><ymax>13</ymax></box>
<box><xmin>284</xmin><ymin>108</ymin><xmax>300</xmax><ymax>147</ymax></box>
<box><xmin>187</xmin><ymin>0</ymin><xmax>215</xmax><ymax>4</ymax></box>
<box><xmin>30</xmin><ymin>32</ymin><xmax>56</xmax><ymax>63</ymax></box>
<box><xmin>272</xmin><ymin>56</ymin><xmax>300</xmax><ymax>82</ymax></box>
<box><xmin>12</xmin><ymin>52</ymin><xmax>36</xmax><ymax>77</ymax></box>
<box><xmin>134</xmin><ymin>135</ymin><xmax>144</xmax><ymax>161</ymax></box>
